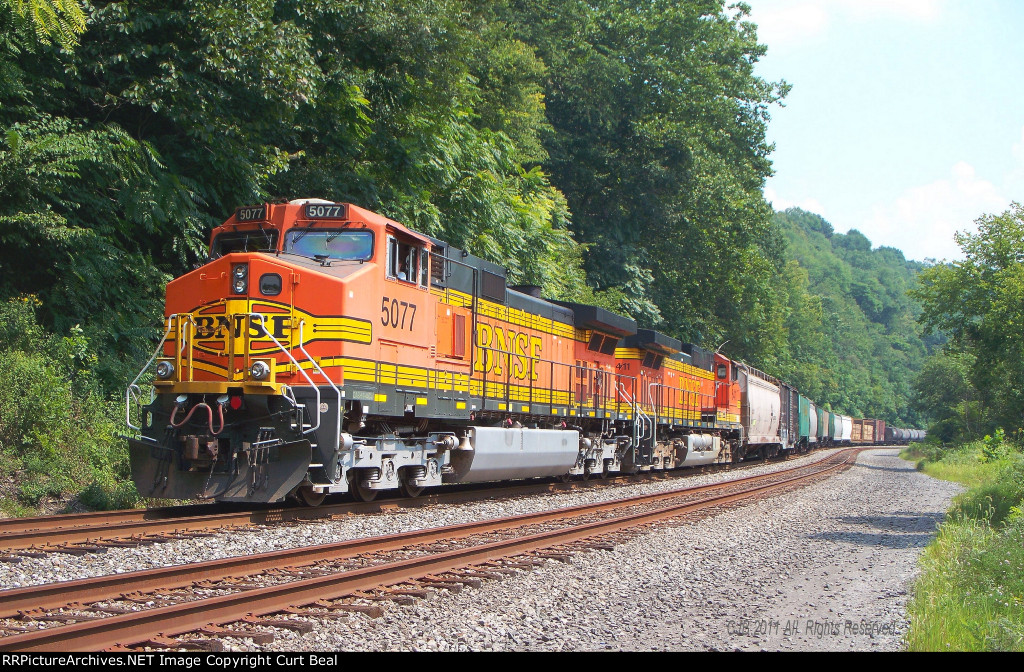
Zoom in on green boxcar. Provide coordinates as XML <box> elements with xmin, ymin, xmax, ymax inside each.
<box><xmin>816</xmin><ymin>406</ymin><xmax>827</xmax><ymax>441</ymax></box>
<box><xmin>798</xmin><ymin>395</ymin><xmax>811</xmax><ymax>445</ymax></box>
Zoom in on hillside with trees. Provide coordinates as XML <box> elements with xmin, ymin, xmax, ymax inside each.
<box><xmin>912</xmin><ymin>203</ymin><xmax>1024</xmax><ymax>443</ymax></box>
<box><xmin>769</xmin><ymin>208</ymin><xmax>935</xmax><ymax>426</ymax></box>
<box><xmin>0</xmin><ymin>0</ymin><xmax>926</xmax><ymax>513</ymax></box>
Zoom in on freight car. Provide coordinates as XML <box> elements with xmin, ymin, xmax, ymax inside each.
<box><xmin>125</xmin><ymin>200</ymin><xmax>921</xmax><ymax>505</ymax></box>
<box><xmin>884</xmin><ymin>427</ymin><xmax>927</xmax><ymax>444</ymax></box>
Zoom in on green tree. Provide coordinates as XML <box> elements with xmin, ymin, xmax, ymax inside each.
<box><xmin>3</xmin><ymin>0</ymin><xmax>85</xmax><ymax>49</ymax></box>
<box><xmin>269</xmin><ymin>0</ymin><xmax>588</xmax><ymax>298</ymax></box>
<box><xmin>914</xmin><ymin>203</ymin><xmax>1024</xmax><ymax>435</ymax></box>
<box><xmin>498</xmin><ymin>0</ymin><xmax>789</xmax><ymax>355</ymax></box>
<box><xmin>770</xmin><ymin>208</ymin><xmax>929</xmax><ymax>426</ymax></box>
<box><xmin>912</xmin><ymin>351</ymin><xmax>988</xmax><ymax>443</ymax></box>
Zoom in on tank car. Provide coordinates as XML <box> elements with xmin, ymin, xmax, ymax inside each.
<box><xmin>796</xmin><ymin>395</ymin><xmax>817</xmax><ymax>453</ymax></box>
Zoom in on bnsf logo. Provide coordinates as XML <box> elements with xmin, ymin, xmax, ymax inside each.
<box><xmin>193</xmin><ymin>314</ymin><xmax>291</xmax><ymax>340</ymax></box>
<box><xmin>190</xmin><ymin>314</ymin><xmax>293</xmax><ymax>355</ymax></box>
<box><xmin>181</xmin><ymin>302</ymin><xmax>372</xmax><ymax>356</ymax></box>
<box><xmin>474</xmin><ymin>324</ymin><xmax>543</xmax><ymax>381</ymax></box>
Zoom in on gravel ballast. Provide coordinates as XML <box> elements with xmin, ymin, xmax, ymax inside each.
<box><xmin>2</xmin><ymin>448</ymin><xmax>961</xmax><ymax>651</ymax></box>
<box><xmin>0</xmin><ymin>448</ymin><xmax>845</xmax><ymax>588</ymax></box>
<box><xmin>247</xmin><ymin>448</ymin><xmax>961</xmax><ymax>651</ymax></box>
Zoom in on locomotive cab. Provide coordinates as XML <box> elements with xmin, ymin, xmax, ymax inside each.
<box><xmin>127</xmin><ymin>200</ymin><xmax>447</xmax><ymax>504</ymax></box>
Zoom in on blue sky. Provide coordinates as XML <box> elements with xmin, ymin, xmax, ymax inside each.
<box><xmin>745</xmin><ymin>0</ymin><xmax>1024</xmax><ymax>261</ymax></box>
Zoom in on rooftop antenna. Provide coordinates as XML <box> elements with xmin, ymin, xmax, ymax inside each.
<box><xmin>714</xmin><ymin>339</ymin><xmax>730</xmax><ymax>354</ymax></box>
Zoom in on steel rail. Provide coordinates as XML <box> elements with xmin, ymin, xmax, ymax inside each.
<box><xmin>0</xmin><ymin>450</ymin><xmax>857</xmax><ymax>651</ymax></box>
<box><xmin>0</xmin><ymin>450</ymin><xmax>844</xmax><ymax>552</ymax></box>
<box><xmin>0</xmin><ymin>449</ymin><xmax>855</xmax><ymax>619</ymax></box>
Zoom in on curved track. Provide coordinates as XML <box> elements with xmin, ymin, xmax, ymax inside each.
<box><xmin>0</xmin><ymin>448</ymin><xmax>859</xmax><ymax>652</ymax></box>
<box><xmin>0</xmin><ymin>452</ymin><xmax>814</xmax><ymax>555</ymax></box>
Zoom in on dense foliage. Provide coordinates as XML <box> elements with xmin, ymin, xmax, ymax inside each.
<box><xmin>913</xmin><ymin>203</ymin><xmax>1024</xmax><ymax>441</ymax></box>
<box><xmin>769</xmin><ymin>208</ymin><xmax>932</xmax><ymax>425</ymax></box>
<box><xmin>904</xmin><ymin>437</ymin><xmax>1024</xmax><ymax>651</ymax></box>
<box><xmin>0</xmin><ymin>1</ymin><xmax>924</xmax><ymax>512</ymax></box>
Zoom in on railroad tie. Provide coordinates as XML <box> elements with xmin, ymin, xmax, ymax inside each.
<box><xmin>458</xmin><ymin>569</ymin><xmax>507</xmax><ymax>580</ymax></box>
<box><xmin>424</xmin><ymin>574</ymin><xmax>483</xmax><ymax>589</ymax></box>
<box><xmin>50</xmin><ymin>545</ymin><xmax>98</xmax><ymax>556</ymax></box>
<box><xmin>384</xmin><ymin>587</ymin><xmax>433</xmax><ymax>600</ymax></box>
<box><xmin>413</xmin><ymin>578</ymin><xmax>463</xmax><ymax>593</ymax></box>
<box><xmin>199</xmin><ymin>626</ymin><xmax>275</xmax><ymax>645</ymax></box>
<box><xmin>279</xmin><ymin>607</ymin><xmax>355</xmax><ymax>621</ymax></box>
<box><xmin>349</xmin><ymin>590</ymin><xmax>416</xmax><ymax>606</ymax></box>
<box><xmin>310</xmin><ymin>600</ymin><xmax>385</xmax><ymax>619</ymax></box>
<box><xmin>241</xmin><ymin>615</ymin><xmax>314</xmax><ymax>634</ymax></box>
<box><xmin>138</xmin><ymin>636</ymin><xmax>223</xmax><ymax>652</ymax></box>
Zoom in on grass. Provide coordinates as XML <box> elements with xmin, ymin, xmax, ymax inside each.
<box><xmin>903</xmin><ymin>438</ymin><xmax>1024</xmax><ymax>651</ymax></box>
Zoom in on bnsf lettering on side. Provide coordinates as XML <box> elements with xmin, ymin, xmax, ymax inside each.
<box><xmin>474</xmin><ymin>324</ymin><xmax>543</xmax><ymax>380</ymax></box>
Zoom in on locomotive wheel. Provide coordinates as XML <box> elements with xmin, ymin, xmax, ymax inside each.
<box><xmin>399</xmin><ymin>479</ymin><xmax>425</xmax><ymax>498</ymax></box>
<box><xmin>349</xmin><ymin>472</ymin><xmax>380</xmax><ymax>502</ymax></box>
<box><xmin>297</xmin><ymin>486</ymin><xmax>326</xmax><ymax>507</ymax></box>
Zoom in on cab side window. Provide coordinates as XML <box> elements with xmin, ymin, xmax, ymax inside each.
<box><xmin>387</xmin><ymin>236</ymin><xmax>422</xmax><ymax>285</ymax></box>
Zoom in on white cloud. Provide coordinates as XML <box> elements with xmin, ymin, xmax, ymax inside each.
<box><xmin>1006</xmin><ymin>125</ymin><xmax>1024</xmax><ymax>196</ymax></box>
<box><xmin>1014</xmin><ymin>125</ymin><xmax>1024</xmax><ymax>163</ymax></box>
<box><xmin>837</xmin><ymin>0</ymin><xmax>942</xmax><ymax>22</ymax></box>
<box><xmin>764</xmin><ymin>187</ymin><xmax>828</xmax><ymax>217</ymax></box>
<box><xmin>861</xmin><ymin>161</ymin><xmax>1008</xmax><ymax>261</ymax></box>
<box><xmin>748</xmin><ymin>0</ymin><xmax>942</xmax><ymax>49</ymax></box>
<box><xmin>748</xmin><ymin>2</ymin><xmax>829</xmax><ymax>48</ymax></box>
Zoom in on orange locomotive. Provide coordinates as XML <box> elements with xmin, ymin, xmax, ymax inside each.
<box><xmin>126</xmin><ymin>200</ymin><xmax>744</xmax><ymax>504</ymax></box>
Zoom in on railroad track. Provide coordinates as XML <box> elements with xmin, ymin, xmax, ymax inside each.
<box><xmin>0</xmin><ymin>448</ymin><xmax>860</xmax><ymax>652</ymax></box>
<box><xmin>0</xmin><ymin>450</ymin><xmax>821</xmax><ymax>556</ymax></box>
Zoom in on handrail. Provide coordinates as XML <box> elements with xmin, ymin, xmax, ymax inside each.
<box><xmin>246</xmin><ymin>313</ymin><xmax>323</xmax><ymax>436</ymax></box>
<box><xmin>295</xmin><ymin>320</ymin><xmax>343</xmax><ymax>439</ymax></box>
<box><xmin>617</xmin><ymin>382</ymin><xmax>651</xmax><ymax>448</ymax></box>
<box><xmin>128</xmin><ymin>310</ymin><xmax>333</xmax><ymax>438</ymax></box>
<box><xmin>125</xmin><ymin>314</ymin><xmax>178</xmax><ymax>432</ymax></box>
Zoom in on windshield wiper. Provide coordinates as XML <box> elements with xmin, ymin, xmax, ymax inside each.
<box><xmin>257</xmin><ymin>222</ymin><xmax>274</xmax><ymax>249</ymax></box>
<box><xmin>290</xmin><ymin>223</ymin><xmax>317</xmax><ymax>245</ymax></box>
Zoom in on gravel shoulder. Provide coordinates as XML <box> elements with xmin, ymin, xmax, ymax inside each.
<box><xmin>247</xmin><ymin>448</ymin><xmax>962</xmax><ymax>651</ymax></box>
<box><xmin>0</xmin><ymin>448</ymin><xmax>961</xmax><ymax>652</ymax></box>
<box><xmin>0</xmin><ymin>448</ymin><xmax>845</xmax><ymax>588</ymax></box>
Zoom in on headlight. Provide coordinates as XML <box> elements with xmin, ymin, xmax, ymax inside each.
<box><xmin>250</xmin><ymin>361</ymin><xmax>271</xmax><ymax>380</ymax></box>
<box><xmin>232</xmin><ymin>264</ymin><xmax>248</xmax><ymax>294</ymax></box>
<box><xmin>156</xmin><ymin>360</ymin><xmax>175</xmax><ymax>379</ymax></box>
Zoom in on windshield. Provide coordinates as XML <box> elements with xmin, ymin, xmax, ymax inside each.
<box><xmin>285</xmin><ymin>229</ymin><xmax>374</xmax><ymax>261</ymax></box>
<box><xmin>213</xmin><ymin>230</ymin><xmax>278</xmax><ymax>255</ymax></box>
